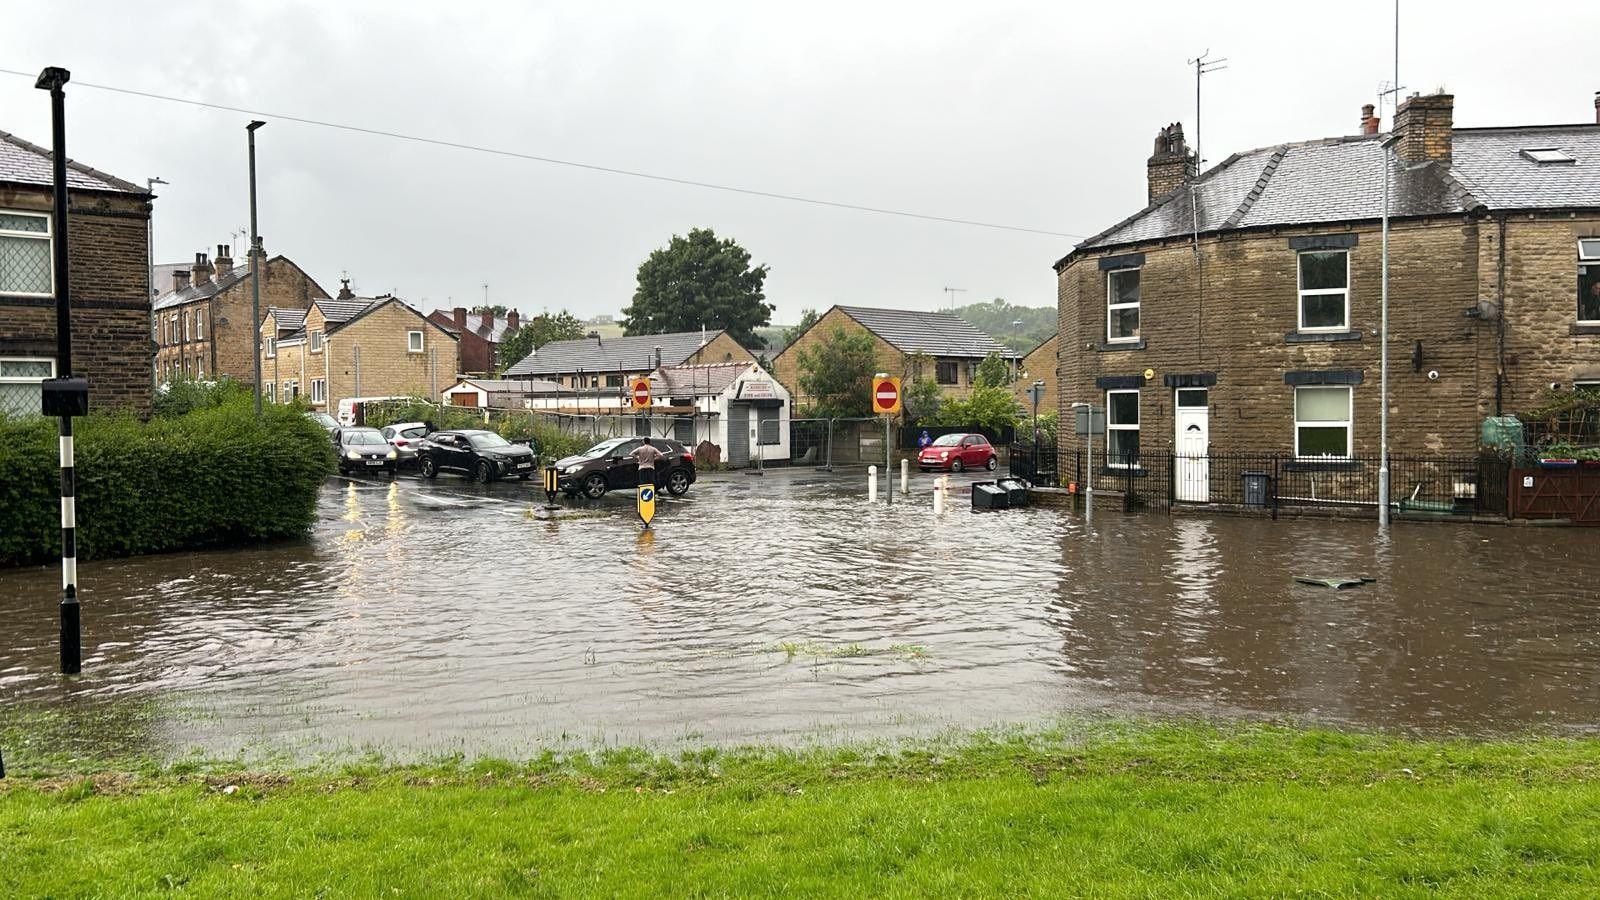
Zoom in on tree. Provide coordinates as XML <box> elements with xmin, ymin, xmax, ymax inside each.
<box><xmin>953</xmin><ymin>297</ymin><xmax>1056</xmax><ymax>353</ymax></box>
<box><xmin>497</xmin><ymin>311</ymin><xmax>585</xmax><ymax>374</ymax></box>
<box><xmin>794</xmin><ymin>325</ymin><xmax>877</xmax><ymax>418</ymax></box>
<box><xmin>623</xmin><ymin>228</ymin><xmax>773</xmax><ymax>349</ymax></box>
<box><xmin>782</xmin><ymin>308</ymin><xmax>820</xmax><ymax>349</ymax></box>
<box><xmin>975</xmin><ymin>352</ymin><xmax>1011</xmax><ymax>389</ymax></box>
<box><xmin>471</xmin><ymin>304</ymin><xmax>509</xmax><ymax>316</ymax></box>
<box><xmin>901</xmin><ymin>352</ymin><xmax>943</xmax><ymax>424</ymax></box>
<box><xmin>937</xmin><ymin>386</ymin><xmax>1022</xmax><ymax>432</ymax></box>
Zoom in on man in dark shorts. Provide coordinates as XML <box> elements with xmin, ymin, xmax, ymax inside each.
<box><xmin>631</xmin><ymin>436</ymin><xmax>666</xmax><ymax>485</ymax></box>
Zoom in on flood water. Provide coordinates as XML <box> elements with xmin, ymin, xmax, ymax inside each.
<box><xmin>2</xmin><ymin>468</ymin><xmax>1598</xmax><ymax>763</ymax></box>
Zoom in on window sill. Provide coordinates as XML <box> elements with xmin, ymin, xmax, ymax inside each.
<box><xmin>1571</xmin><ymin>323</ymin><xmax>1600</xmax><ymax>336</ymax></box>
<box><xmin>1285</xmin><ymin>330</ymin><xmax>1362</xmax><ymax>344</ymax></box>
<box><xmin>1098</xmin><ymin>465</ymin><xmax>1149</xmax><ymax>477</ymax></box>
<box><xmin>1095</xmin><ymin>339</ymin><xmax>1147</xmax><ymax>352</ymax></box>
<box><xmin>1284</xmin><ymin>459</ymin><xmax>1362</xmax><ymax>473</ymax></box>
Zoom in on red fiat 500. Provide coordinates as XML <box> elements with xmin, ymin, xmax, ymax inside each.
<box><xmin>917</xmin><ymin>433</ymin><xmax>998</xmax><ymax>472</ymax></box>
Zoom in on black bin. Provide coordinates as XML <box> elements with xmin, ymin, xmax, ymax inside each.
<box><xmin>995</xmin><ymin>477</ymin><xmax>1030</xmax><ymax>507</ymax></box>
<box><xmin>972</xmin><ymin>482</ymin><xmax>1009</xmax><ymax>510</ymax></box>
<box><xmin>1242</xmin><ymin>471</ymin><xmax>1272</xmax><ymax>507</ymax></box>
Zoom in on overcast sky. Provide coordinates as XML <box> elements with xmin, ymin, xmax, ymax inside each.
<box><xmin>2</xmin><ymin>1</ymin><xmax>1595</xmax><ymax>324</ymax></box>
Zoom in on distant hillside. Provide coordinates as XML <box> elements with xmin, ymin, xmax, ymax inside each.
<box><xmin>952</xmin><ymin>298</ymin><xmax>1056</xmax><ymax>353</ymax></box>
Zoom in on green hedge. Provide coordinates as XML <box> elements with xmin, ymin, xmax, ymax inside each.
<box><xmin>0</xmin><ymin>395</ymin><xmax>335</xmax><ymax>568</ymax></box>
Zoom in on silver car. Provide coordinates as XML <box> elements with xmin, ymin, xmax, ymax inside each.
<box><xmin>380</xmin><ymin>421</ymin><xmax>430</xmax><ymax>465</ymax></box>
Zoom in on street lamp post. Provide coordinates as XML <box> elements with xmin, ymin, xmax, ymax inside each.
<box><xmin>1070</xmin><ymin>401</ymin><xmax>1094</xmax><ymax>521</ymax></box>
<box><xmin>36</xmin><ymin>66</ymin><xmax>85</xmax><ymax>674</ymax></box>
<box><xmin>246</xmin><ymin>121</ymin><xmax>265</xmax><ymax>418</ymax></box>
<box><xmin>145</xmin><ymin>176</ymin><xmax>167</xmax><ymax>390</ymax></box>
<box><xmin>1029</xmin><ymin>380</ymin><xmax>1045</xmax><ymax>482</ymax></box>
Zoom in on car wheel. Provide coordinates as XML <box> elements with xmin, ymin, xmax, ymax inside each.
<box><xmin>475</xmin><ymin>460</ymin><xmax>495</xmax><ymax>483</ymax></box>
<box><xmin>950</xmin><ymin>458</ymin><xmax>965</xmax><ymax>473</ymax></box>
<box><xmin>583</xmin><ymin>473</ymin><xmax>608</xmax><ymax>499</ymax></box>
<box><xmin>985</xmin><ymin>456</ymin><xmax>997</xmax><ymax>471</ymax></box>
<box><xmin>420</xmin><ymin>456</ymin><xmax>438</xmax><ymax>479</ymax></box>
<box><xmin>665</xmin><ymin>468</ymin><xmax>691</xmax><ymax>496</ymax></box>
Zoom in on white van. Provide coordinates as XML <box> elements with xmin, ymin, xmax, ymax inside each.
<box><xmin>336</xmin><ymin>396</ymin><xmax>409</xmax><ymax>427</ymax></box>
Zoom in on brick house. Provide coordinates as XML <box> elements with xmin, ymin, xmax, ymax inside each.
<box><xmin>261</xmin><ymin>293</ymin><xmax>458</xmax><ymax>412</ymax></box>
<box><xmin>425</xmin><ymin>306</ymin><xmax>522</xmax><ymax>377</ymax></box>
<box><xmin>503</xmin><ymin>328</ymin><xmax>755</xmax><ymax>393</ymax></box>
<box><xmin>151</xmin><ymin>244</ymin><xmax>330</xmax><ymax>386</ymax></box>
<box><xmin>1053</xmin><ymin>92</ymin><xmax>1600</xmax><ymax>476</ymax></box>
<box><xmin>771</xmin><ymin>305</ymin><xmax>1018</xmax><ymax>410</ymax></box>
<box><xmin>0</xmin><ymin>128</ymin><xmax>152</xmax><ymax>415</ymax></box>
<box><xmin>1014</xmin><ymin>333</ymin><xmax>1059</xmax><ymax>416</ymax></box>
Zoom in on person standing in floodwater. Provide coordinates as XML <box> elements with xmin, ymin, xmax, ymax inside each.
<box><xmin>631</xmin><ymin>436</ymin><xmax>666</xmax><ymax>486</ymax></box>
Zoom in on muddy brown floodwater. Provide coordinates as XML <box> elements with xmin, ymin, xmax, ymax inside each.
<box><xmin>1</xmin><ymin>469</ymin><xmax>1598</xmax><ymax>764</ymax></box>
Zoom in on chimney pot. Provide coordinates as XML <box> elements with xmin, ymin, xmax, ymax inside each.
<box><xmin>1360</xmin><ymin>104</ymin><xmax>1380</xmax><ymax>136</ymax></box>
<box><xmin>214</xmin><ymin>244</ymin><xmax>234</xmax><ymax>277</ymax></box>
<box><xmin>453</xmin><ymin>306</ymin><xmax>467</xmax><ymax>331</ymax></box>
<box><xmin>191</xmin><ymin>251</ymin><xmax>214</xmax><ymax>285</ymax></box>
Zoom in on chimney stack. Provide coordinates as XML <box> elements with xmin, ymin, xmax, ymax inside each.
<box><xmin>172</xmin><ymin>268</ymin><xmax>191</xmax><ymax>293</ymax></box>
<box><xmin>453</xmin><ymin>306</ymin><xmax>467</xmax><ymax>332</ymax></box>
<box><xmin>337</xmin><ymin>277</ymin><xmax>355</xmax><ymax>300</ymax></box>
<box><xmin>1360</xmin><ymin>104</ymin><xmax>1380</xmax><ymax>136</ymax></box>
<box><xmin>190</xmin><ymin>251</ymin><xmax>214</xmax><ymax>285</ymax></box>
<box><xmin>589</xmin><ymin>330</ymin><xmax>602</xmax><ymax>346</ymax></box>
<box><xmin>1146</xmin><ymin>123</ymin><xmax>1196</xmax><ymax>203</ymax></box>
<box><xmin>506</xmin><ymin>310</ymin><xmax>519</xmax><ymax>331</ymax></box>
<box><xmin>1594</xmin><ymin>91</ymin><xmax>1599</xmax><ymax>124</ymax></box>
<box><xmin>1393</xmin><ymin>92</ymin><xmax>1455</xmax><ymax>166</ymax></box>
<box><xmin>214</xmin><ymin>244</ymin><xmax>234</xmax><ymax>277</ymax></box>
<box><xmin>483</xmin><ymin>310</ymin><xmax>495</xmax><ymax>333</ymax></box>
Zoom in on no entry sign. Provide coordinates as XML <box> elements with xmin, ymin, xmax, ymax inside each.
<box><xmin>871</xmin><ymin>376</ymin><xmax>902</xmax><ymax>415</ymax></box>
<box><xmin>631</xmin><ymin>377</ymin><xmax>651</xmax><ymax>410</ymax></box>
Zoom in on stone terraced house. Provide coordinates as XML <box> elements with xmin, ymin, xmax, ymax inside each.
<box><xmin>261</xmin><ymin>292</ymin><xmax>458</xmax><ymax>413</ymax></box>
<box><xmin>1053</xmin><ymin>92</ymin><xmax>1600</xmax><ymax>478</ymax></box>
<box><xmin>0</xmin><ymin>128</ymin><xmax>152</xmax><ymax>415</ymax></box>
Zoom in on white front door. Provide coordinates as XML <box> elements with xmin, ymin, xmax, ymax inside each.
<box><xmin>1174</xmin><ymin>388</ymin><xmax>1210</xmax><ymax>502</ymax></box>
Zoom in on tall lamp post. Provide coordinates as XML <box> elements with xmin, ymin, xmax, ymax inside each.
<box><xmin>246</xmin><ymin>120</ymin><xmax>265</xmax><ymax>418</ymax></box>
<box><xmin>36</xmin><ymin>66</ymin><xmax>87</xmax><ymax>674</ymax></box>
<box><xmin>145</xmin><ymin>176</ymin><xmax>167</xmax><ymax>390</ymax></box>
<box><xmin>1069</xmin><ymin>401</ymin><xmax>1095</xmax><ymax>522</ymax></box>
<box><xmin>1028</xmin><ymin>381</ymin><xmax>1045</xmax><ymax>481</ymax></box>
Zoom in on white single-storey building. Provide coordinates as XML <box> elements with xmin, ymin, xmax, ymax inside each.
<box><xmin>651</xmin><ymin>361</ymin><xmax>790</xmax><ymax>467</ymax></box>
<box><xmin>442</xmin><ymin>377</ymin><xmax>565</xmax><ymax>409</ymax></box>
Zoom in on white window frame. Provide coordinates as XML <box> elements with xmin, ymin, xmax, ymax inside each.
<box><xmin>1579</xmin><ymin>240</ymin><xmax>1600</xmax><ymax>325</ymax></box>
<box><xmin>1105</xmin><ymin>267</ymin><xmax>1141</xmax><ymax>344</ymax></box>
<box><xmin>1296</xmin><ymin>249</ymin><xmax>1351</xmax><ymax>332</ymax></box>
<box><xmin>183</xmin><ymin>311</ymin><xmax>191</xmax><ymax>343</ymax></box>
<box><xmin>196</xmin><ymin>309</ymin><xmax>206</xmax><ymax>341</ymax></box>
<box><xmin>1105</xmin><ymin>388</ymin><xmax>1140</xmax><ymax>467</ymax></box>
<box><xmin>0</xmin><ymin>356</ymin><xmax>56</xmax><ymax>416</ymax></box>
<box><xmin>407</xmin><ymin>330</ymin><xmax>425</xmax><ymax>353</ymax></box>
<box><xmin>309</xmin><ymin>330</ymin><xmax>324</xmax><ymax>353</ymax></box>
<box><xmin>266</xmin><ymin>337</ymin><xmax>277</xmax><ymax>359</ymax></box>
<box><xmin>1574</xmin><ymin>380</ymin><xmax>1600</xmax><ymax>394</ymax></box>
<box><xmin>285</xmin><ymin>379</ymin><xmax>300</xmax><ymax>400</ymax></box>
<box><xmin>1293</xmin><ymin>385</ymin><xmax>1354</xmax><ymax>460</ymax></box>
<box><xmin>195</xmin><ymin>357</ymin><xmax>204</xmax><ymax>380</ymax></box>
<box><xmin>265</xmin><ymin>382</ymin><xmax>276</xmax><ymax>403</ymax></box>
<box><xmin>0</xmin><ymin>209</ymin><xmax>53</xmax><ymax>298</ymax></box>
<box><xmin>310</xmin><ymin>378</ymin><xmax>326</xmax><ymax>403</ymax></box>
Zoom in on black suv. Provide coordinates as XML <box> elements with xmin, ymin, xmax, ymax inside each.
<box><xmin>417</xmin><ymin>429</ymin><xmax>537</xmax><ymax>483</ymax></box>
<box><xmin>555</xmin><ymin>437</ymin><xmax>696</xmax><ymax>499</ymax></box>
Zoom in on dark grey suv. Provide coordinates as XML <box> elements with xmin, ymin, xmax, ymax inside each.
<box><xmin>417</xmin><ymin>429</ymin><xmax>537</xmax><ymax>483</ymax></box>
<box><xmin>554</xmin><ymin>437</ymin><xmax>696</xmax><ymax>499</ymax></box>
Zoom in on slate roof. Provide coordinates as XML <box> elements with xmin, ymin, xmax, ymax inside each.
<box><xmin>835</xmin><ymin>306</ymin><xmax>1018</xmax><ymax>359</ymax></box>
<box><xmin>267</xmin><ymin>307</ymin><xmax>307</xmax><ymax>333</ymax></box>
<box><xmin>456</xmin><ymin>378</ymin><xmax>565</xmax><ymax>394</ymax></box>
<box><xmin>0</xmin><ymin>128</ymin><xmax>147</xmax><ymax>194</ymax></box>
<box><xmin>436</xmin><ymin>312</ymin><xmax>515</xmax><ymax>343</ymax></box>
<box><xmin>316</xmin><ymin>297</ymin><xmax>382</xmax><ymax>324</ymax></box>
<box><xmin>152</xmin><ymin>264</ymin><xmax>252</xmax><ymax>311</ymax></box>
<box><xmin>504</xmin><ymin>330</ymin><xmax>730</xmax><ymax>377</ymax></box>
<box><xmin>1064</xmin><ymin>123</ymin><xmax>1600</xmax><ymax>264</ymax></box>
<box><xmin>651</xmin><ymin>362</ymin><xmax>755</xmax><ymax>397</ymax></box>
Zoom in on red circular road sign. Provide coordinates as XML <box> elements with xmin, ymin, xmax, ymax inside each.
<box><xmin>871</xmin><ymin>376</ymin><xmax>901</xmax><ymax>414</ymax></box>
<box><xmin>631</xmin><ymin>378</ymin><xmax>652</xmax><ymax>409</ymax></box>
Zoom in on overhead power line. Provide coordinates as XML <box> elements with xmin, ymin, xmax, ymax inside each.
<box><xmin>0</xmin><ymin>67</ymin><xmax>1086</xmax><ymax>240</ymax></box>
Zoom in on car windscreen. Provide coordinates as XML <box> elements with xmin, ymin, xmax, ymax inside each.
<box><xmin>468</xmin><ymin>433</ymin><xmax>512</xmax><ymax>449</ymax></box>
<box><xmin>343</xmin><ymin>430</ymin><xmax>386</xmax><ymax>445</ymax></box>
<box><xmin>931</xmin><ymin>434</ymin><xmax>965</xmax><ymax>447</ymax></box>
<box><xmin>580</xmin><ymin>438</ymin><xmax>628</xmax><ymax>458</ymax></box>
<box><xmin>311</xmin><ymin>413</ymin><xmax>338</xmax><ymax>427</ymax></box>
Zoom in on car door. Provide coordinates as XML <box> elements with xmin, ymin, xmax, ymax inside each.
<box><xmin>434</xmin><ymin>433</ymin><xmax>464</xmax><ymax>471</ymax></box>
<box><xmin>608</xmin><ymin>439</ymin><xmax>641</xmax><ymax>488</ymax></box>
<box><xmin>960</xmin><ymin>436</ymin><xmax>982</xmax><ymax>466</ymax></box>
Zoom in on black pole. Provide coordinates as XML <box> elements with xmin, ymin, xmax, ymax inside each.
<box><xmin>37</xmin><ymin>66</ymin><xmax>80</xmax><ymax>675</ymax></box>
<box><xmin>247</xmin><ymin>121</ymin><xmax>265</xmax><ymax>418</ymax></box>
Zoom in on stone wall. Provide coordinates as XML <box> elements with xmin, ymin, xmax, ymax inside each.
<box><xmin>0</xmin><ymin>185</ymin><xmax>152</xmax><ymax>413</ymax></box>
<box><xmin>325</xmin><ymin>303</ymin><xmax>459</xmax><ymax>408</ymax></box>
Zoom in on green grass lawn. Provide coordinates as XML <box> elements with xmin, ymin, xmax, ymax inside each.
<box><xmin>3</xmin><ymin>724</ymin><xmax>1599</xmax><ymax>897</ymax></box>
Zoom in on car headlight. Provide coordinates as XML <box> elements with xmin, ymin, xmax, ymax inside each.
<box><xmin>562</xmin><ymin>465</ymin><xmax>580</xmax><ymax>475</ymax></box>
<box><xmin>386</xmin><ymin>450</ymin><xmax>397</xmax><ymax>459</ymax></box>
<box><xmin>346</xmin><ymin>450</ymin><xmax>361</xmax><ymax>460</ymax></box>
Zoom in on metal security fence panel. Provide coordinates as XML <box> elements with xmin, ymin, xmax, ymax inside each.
<box><xmin>789</xmin><ymin>418</ymin><xmax>831</xmax><ymax>466</ymax></box>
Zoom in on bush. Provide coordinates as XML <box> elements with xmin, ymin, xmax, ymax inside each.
<box><xmin>935</xmin><ymin>386</ymin><xmax>1023</xmax><ymax>433</ymax></box>
<box><xmin>0</xmin><ymin>395</ymin><xmax>335</xmax><ymax>568</ymax></box>
<box><xmin>150</xmin><ymin>376</ymin><xmax>254</xmax><ymax>419</ymax></box>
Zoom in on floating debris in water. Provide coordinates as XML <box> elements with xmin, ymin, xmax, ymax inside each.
<box><xmin>1293</xmin><ymin>575</ymin><xmax>1376</xmax><ymax>589</ymax></box>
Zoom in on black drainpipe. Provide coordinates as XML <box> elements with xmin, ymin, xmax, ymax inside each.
<box><xmin>1494</xmin><ymin>213</ymin><xmax>1508</xmax><ymax>417</ymax></box>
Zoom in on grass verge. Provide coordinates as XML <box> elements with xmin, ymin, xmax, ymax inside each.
<box><xmin>3</xmin><ymin>722</ymin><xmax>1599</xmax><ymax>896</ymax></box>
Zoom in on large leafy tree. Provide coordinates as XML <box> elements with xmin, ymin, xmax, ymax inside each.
<box><xmin>497</xmin><ymin>311</ymin><xmax>585</xmax><ymax>374</ymax></box>
<box><xmin>937</xmin><ymin>386</ymin><xmax>1022</xmax><ymax>432</ymax></box>
<box><xmin>953</xmin><ymin>297</ymin><xmax>1056</xmax><ymax>353</ymax></box>
<box><xmin>795</xmin><ymin>325</ymin><xmax>877</xmax><ymax>418</ymax></box>
<box><xmin>975</xmin><ymin>352</ymin><xmax>1011</xmax><ymax>389</ymax></box>
<box><xmin>623</xmin><ymin>228</ymin><xmax>773</xmax><ymax>349</ymax></box>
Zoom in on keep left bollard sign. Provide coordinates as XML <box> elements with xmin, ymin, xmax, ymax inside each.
<box><xmin>637</xmin><ymin>482</ymin><xmax>656</xmax><ymax>527</ymax></box>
